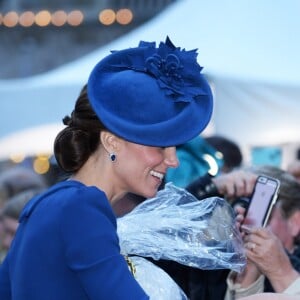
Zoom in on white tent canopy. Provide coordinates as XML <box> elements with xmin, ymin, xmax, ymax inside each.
<box><xmin>0</xmin><ymin>123</ymin><xmax>64</xmax><ymax>160</ymax></box>
<box><xmin>0</xmin><ymin>0</ymin><xmax>300</xmax><ymax>163</ymax></box>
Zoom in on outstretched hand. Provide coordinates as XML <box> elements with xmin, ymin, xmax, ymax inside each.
<box><xmin>212</xmin><ymin>170</ymin><xmax>257</xmax><ymax>199</ymax></box>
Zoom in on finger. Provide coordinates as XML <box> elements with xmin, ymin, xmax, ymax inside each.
<box><xmin>232</xmin><ymin>170</ymin><xmax>257</xmax><ymax>196</ymax></box>
<box><xmin>233</xmin><ymin>177</ymin><xmax>246</xmax><ymax>197</ymax></box>
<box><xmin>235</xmin><ymin>213</ymin><xmax>244</xmax><ymax>224</ymax></box>
<box><xmin>245</xmin><ymin>242</ymin><xmax>257</xmax><ymax>253</ymax></box>
<box><xmin>244</xmin><ymin>233</ymin><xmax>263</xmax><ymax>246</ymax></box>
<box><xmin>235</xmin><ymin>205</ymin><xmax>246</xmax><ymax>214</ymax></box>
<box><xmin>244</xmin><ymin>174</ymin><xmax>258</xmax><ymax>195</ymax></box>
<box><xmin>240</xmin><ymin>230</ymin><xmax>246</xmax><ymax>239</ymax></box>
<box><xmin>251</xmin><ymin>227</ymin><xmax>273</xmax><ymax>239</ymax></box>
<box><xmin>240</xmin><ymin>224</ymin><xmax>261</xmax><ymax>234</ymax></box>
<box><xmin>223</xmin><ymin>181</ymin><xmax>235</xmax><ymax>198</ymax></box>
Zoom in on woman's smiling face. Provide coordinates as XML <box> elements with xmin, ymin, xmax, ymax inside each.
<box><xmin>115</xmin><ymin>141</ymin><xmax>179</xmax><ymax>199</ymax></box>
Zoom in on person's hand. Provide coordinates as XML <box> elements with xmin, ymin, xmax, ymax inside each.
<box><xmin>234</xmin><ymin>205</ymin><xmax>246</xmax><ymax>231</ymax></box>
<box><xmin>243</xmin><ymin>227</ymin><xmax>299</xmax><ymax>292</ymax></box>
<box><xmin>212</xmin><ymin>170</ymin><xmax>257</xmax><ymax>199</ymax></box>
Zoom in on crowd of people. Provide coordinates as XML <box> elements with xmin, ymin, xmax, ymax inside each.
<box><xmin>0</xmin><ymin>37</ymin><xmax>300</xmax><ymax>299</ymax></box>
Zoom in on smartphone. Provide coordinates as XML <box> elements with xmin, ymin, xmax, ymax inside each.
<box><xmin>242</xmin><ymin>175</ymin><xmax>280</xmax><ymax>228</ymax></box>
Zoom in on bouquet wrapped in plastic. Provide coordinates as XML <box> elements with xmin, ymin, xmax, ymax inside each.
<box><xmin>117</xmin><ymin>183</ymin><xmax>246</xmax><ymax>299</ymax></box>
<box><xmin>129</xmin><ymin>256</ymin><xmax>188</xmax><ymax>300</ymax></box>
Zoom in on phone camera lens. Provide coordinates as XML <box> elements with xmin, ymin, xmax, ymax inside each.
<box><xmin>258</xmin><ymin>176</ymin><xmax>267</xmax><ymax>183</ymax></box>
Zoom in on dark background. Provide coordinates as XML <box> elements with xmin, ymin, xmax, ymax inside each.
<box><xmin>0</xmin><ymin>0</ymin><xmax>176</xmax><ymax>79</ymax></box>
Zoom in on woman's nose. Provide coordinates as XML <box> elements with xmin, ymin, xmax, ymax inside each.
<box><xmin>164</xmin><ymin>147</ymin><xmax>179</xmax><ymax>168</ymax></box>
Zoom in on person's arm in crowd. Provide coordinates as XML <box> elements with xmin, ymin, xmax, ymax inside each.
<box><xmin>186</xmin><ymin>169</ymin><xmax>257</xmax><ymax>200</ymax></box>
<box><xmin>243</xmin><ymin>227</ymin><xmax>300</xmax><ymax>293</ymax></box>
<box><xmin>225</xmin><ymin>264</ymin><xmax>265</xmax><ymax>300</ymax></box>
<box><xmin>225</xmin><ymin>227</ymin><xmax>300</xmax><ymax>299</ymax></box>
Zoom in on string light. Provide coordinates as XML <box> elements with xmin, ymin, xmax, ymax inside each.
<box><xmin>3</xmin><ymin>11</ymin><xmax>18</xmax><ymax>27</ymax></box>
<box><xmin>35</xmin><ymin>10</ymin><xmax>51</xmax><ymax>27</ymax></box>
<box><xmin>99</xmin><ymin>9</ymin><xmax>116</xmax><ymax>25</ymax></box>
<box><xmin>51</xmin><ymin>10</ymin><xmax>67</xmax><ymax>27</ymax></box>
<box><xmin>116</xmin><ymin>8</ymin><xmax>133</xmax><ymax>25</ymax></box>
<box><xmin>0</xmin><ymin>8</ymin><xmax>134</xmax><ymax>27</ymax></box>
<box><xmin>19</xmin><ymin>11</ymin><xmax>35</xmax><ymax>27</ymax></box>
<box><xmin>67</xmin><ymin>10</ymin><xmax>84</xmax><ymax>26</ymax></box>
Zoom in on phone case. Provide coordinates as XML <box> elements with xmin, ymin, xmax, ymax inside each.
<box><xmin>243</xmin><ymin>175</ymin><xmax>280</xmax><ymax>228</ymax></box>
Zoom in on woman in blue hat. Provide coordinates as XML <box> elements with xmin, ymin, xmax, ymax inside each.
<box><xmin>0</xmin><ymin>37</ymin><xmax>213</xmax><ymax>299</ymax></box>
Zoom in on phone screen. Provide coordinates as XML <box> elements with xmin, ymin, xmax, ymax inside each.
<box><xmin>243</xmin><ymin>175</ymin><xmax>280</xmax><ymax>228</ymax></box>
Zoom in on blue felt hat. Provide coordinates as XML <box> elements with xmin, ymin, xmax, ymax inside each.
<box><xmin>87</xmin><ymin>37</ymin><xmax>213</xmax><ymax>147</ymax></box>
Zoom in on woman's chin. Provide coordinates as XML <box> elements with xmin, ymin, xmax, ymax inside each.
<box><xmin>140</xmin><ymin>188</ymin><xmax>158</xmax><ymax>200</ymax></box>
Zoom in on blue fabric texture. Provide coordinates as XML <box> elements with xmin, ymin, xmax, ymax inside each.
<box><xmin>0</xmin><ymin>180</ymin><xmax>148</xmax><ymax>300</ymax></box>
<box><xmin>87</xmin><ymin>37</ymin><xmax>213</xmax><ymax>147</ymax></box>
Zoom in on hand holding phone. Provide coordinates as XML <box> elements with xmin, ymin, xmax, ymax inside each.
<box><xmin>242</xmin><ymin>175</ymin><xmax>280</xmax><ymax>229</ymax></box>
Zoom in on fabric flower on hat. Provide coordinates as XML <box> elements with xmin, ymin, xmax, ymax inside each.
<box><xmin>111</xmin><ymin>36</ymin><xmax>209</xmax><ymax>103</ymax></box>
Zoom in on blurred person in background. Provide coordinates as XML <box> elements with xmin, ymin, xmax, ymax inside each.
<box><xmin>0</xmin><ymin>166</ymin><xmax>47</xmax><ymax>209</ymax></box>
<box><xmin>204</xmin><ymin>135</ymin><xmax>243</xmax><ymax>174</ymax></box>
<box><xmin>250</xmin><ymin>165</ymin><xmax>300</xmax><ymax>255</ymax></box>
<box><xmin>225</xmin><ymin>165</ymin><xmax>300</xmax><ymax>299</ymax></box>
<box><xmin>0</xmin><ymin>166</ymin><xmax>47</xmax><ymax>261</ymax></box>
<box><xmin>164</xmin><ymin>134</ymin><xmax>243</xmax><ymax>189</ymax></box>
<box><xmin>164</xmin><ymin>135</ymin><xmax>223</xmax><ymax>188</ymax></box>
<box><xmin>183</xmin><ymin>135</ymin><xmax>243</xmax><ymax>206</ymax></box>
<box><xmin>0</xmin><ymin>188</ymin><xmax>44</xmax><ymax>253</ymax></box>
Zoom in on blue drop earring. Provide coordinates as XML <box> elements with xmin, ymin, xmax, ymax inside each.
<box><xmin>109</xmin><ymin>153</ymin><xmax>116</xmax><ymax>162</ymax></box>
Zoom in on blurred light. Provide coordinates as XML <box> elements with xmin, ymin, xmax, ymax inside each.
<box><xmin>35</xmin><ymin>10</ymin><xmax>51</xmax><ymax>27</ymax></box>
<box><xmin>9</xmin><ymin>153</ymin><xmax>25</xmax><ymax>163</ymax></box>
<box><xmin>116</xmin><ymin>8</ymin><xmax>133</xmax><ymax>25</ymax></box>
<box><xmin>33</xmin><ymin>155</ymin><xmax>50</xmax><ymax>174</ymax></box>
<box><xmin>0</xmin><ymin>13</ymin><xmax>3</xmax><ymax>25</ymax></box>
<box><xmin>202</xmin><ymin>154</ymin><xmax>219</xmax><ymax>176</ymax></box>
<box><xmin>215</xmin><ymin>151</ymin><xmax>224</xmax><ymax>160</ymax></box>
<box><xmin>3</xmin><ymin>11</ymin><xmax>18</xmax><ymax>27</ymax></box>
<box><xmin>51</xmin><ymin>10</ymin><xmax>67</xmax><ymax>27</ymax></box>
<box><xmin>99</xmin><ymin>9</ymin><xmax>115</xmax><ymax>25</ymax></box>
<box><xmin>67</xmin><ymin>10</ymin><xmax>84</xmax><ymax>26</ymax></box>
<box><xmin>19</xmin><ymin>11</ymin><xmax>35</xmax><ymax>27</ymax></box>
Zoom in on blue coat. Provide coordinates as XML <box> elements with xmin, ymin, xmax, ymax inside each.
<box><xmin>0</xmin><ymin>180</ymin><xmax>149</xmax><ymax>299</ymax></box>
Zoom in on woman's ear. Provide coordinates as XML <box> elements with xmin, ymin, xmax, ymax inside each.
<box><xmin>288</xmin><ymin>211</ymin><xmax>300</xmax><ymax>238</ymax></box>
<box><xmin>100</xmin><ymin>131</ymin><xmax>120</xmax><ymax>154</ymax></box>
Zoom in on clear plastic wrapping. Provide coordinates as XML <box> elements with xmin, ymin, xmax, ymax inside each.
<box><xmin>130</xmin><ymin>256</ymin><xmax>188</xmax><ymax>300</ymax></box>
<box><xmin>118</xmin><ymin>183</ymin><xmax>246</xmax><ymax>273</ymax></box>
